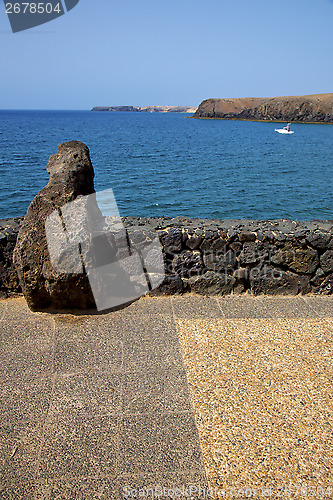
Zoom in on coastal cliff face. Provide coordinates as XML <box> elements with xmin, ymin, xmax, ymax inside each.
<box><xmin>194</xmin><ymin>93</ymin><xmax>333</xmax><ymax>122</ymax></box>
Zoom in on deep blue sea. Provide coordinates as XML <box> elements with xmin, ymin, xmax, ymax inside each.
<box><xmin>0</xmin><ymin>110</ymin><xmax>332</xmax><ymax>220</ymax></box>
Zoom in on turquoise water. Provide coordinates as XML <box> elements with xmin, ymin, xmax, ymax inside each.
<box><xmin>0</xmin><ymin>110</ymin><xmax>332</xmax><ymax>220</ymax></box>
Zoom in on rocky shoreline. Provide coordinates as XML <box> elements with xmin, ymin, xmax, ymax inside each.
<box><xmin>2</xmin><ymin>215</ymin><xmax>333</xmax><ymax>299</ymax></box>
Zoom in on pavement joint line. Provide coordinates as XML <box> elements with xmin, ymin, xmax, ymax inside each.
<box><xmin>31</xmin><ymin>466</ymin><xmax>205</xmax><ymax>483</ymax></box>
<box><xmin>255</xmin><ymin>295</ymin><xmax>275</xmax><ymax>318</ymax></box>
<box><xmin>118</xmin><ymin>410</ymin><xmax>195</xmax><ymax>418</ymax></box>
<box><xmin>117</xmin><ymin>467</ymin><xmax>206</xmax><ymax>479</ymax></box>
<box><xmin>55</xmin><ymin>370</ymin><xmax>88</xmax><ymax>378</ymax></box>
<box><xmin>302</xmin><ymin>296</ymin><xmax>321</xmax><ymax>318</ymax></box>
<box><xmin>114</xmin><ymin>415</ymin><xmax>121</xmax><ymax>479</ymax></box>
<box><xmin>303</xmin><ymin>296</ymin><xmax>333</xmax><ymax>328</ymax></box>
<box><xmin>214</xmin><ymin>296</ymin><xmax>226</xmax><ymax>318</ymax></box>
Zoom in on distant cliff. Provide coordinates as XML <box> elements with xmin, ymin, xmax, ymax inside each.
<box><xmin>91</xmin><ymin>105</ymin><xmax>197</xmax><ymax>113</ymax></box>
<box><xmin>194</xmin><ymin>93</ymin><xmax>333</xmax><ymax>122</ymax></box>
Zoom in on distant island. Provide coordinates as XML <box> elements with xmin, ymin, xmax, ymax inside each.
<box><xmin>194</xmin><ymin>93</ymin><xmax>333</xmax><ymax>123</ymax></box>
<box><xmin>91</xmin><ymin>105</ymin><xmax>197</xmax><ymax>113</ymax></box>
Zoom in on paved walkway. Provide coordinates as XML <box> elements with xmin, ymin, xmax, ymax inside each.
<box><xmin>0</xmin><ymin>295</ymin><xmax>332</xmax><ymax>499</ymax></box>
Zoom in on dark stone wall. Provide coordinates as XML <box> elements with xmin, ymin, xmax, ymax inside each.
<box><xmin>1</xmin><ymin>215</ymin><xmax>333</xmax><ymax>299</ymax></box>
<box><xmin>124</xmin><ymin>216</ymin><xmax>333</xmax><ymax>296</ymax></box>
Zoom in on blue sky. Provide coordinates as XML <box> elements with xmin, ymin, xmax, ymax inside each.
<box><xmin>0</xmin><ymin>0</ymin><xmax>332</xmax><ymax>109</ymax></box>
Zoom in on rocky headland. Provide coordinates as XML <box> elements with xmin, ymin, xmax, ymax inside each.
<box><xmin>91</xmin><ymin>105</ymin><xmax>197</xmax><ymax>113</ymax></box>
<box><xmin>194</xmin><ymin>93</ymin><xmax>333</xmax><ymax>122</ymax></box>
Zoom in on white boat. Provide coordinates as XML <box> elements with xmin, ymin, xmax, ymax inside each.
<box><xmin>275</xmin><ymin>128</ymin><xmax>294</xmax><ymax>134</ymax></box>
<box><xmin>275</xmin><ymin>123</ymin><xmax>294</xmax><ymax>134</ymax></box>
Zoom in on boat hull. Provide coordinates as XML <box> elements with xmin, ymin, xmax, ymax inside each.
<box><xmin>275</xmin><ymin>129</ymin><xmax>294</xmax><ymax>134</ymax></box>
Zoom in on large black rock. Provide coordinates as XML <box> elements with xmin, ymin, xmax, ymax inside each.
<box><xmin>13</xmin><ymin>141</ymin><xmax>97</xmax><ymax>311</ymax></box>
<box><xmin>0</xmin><ymin>218</ymin><xmax>23</xmax><ymax>297</ymax></box>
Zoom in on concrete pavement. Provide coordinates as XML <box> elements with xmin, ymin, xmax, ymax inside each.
<box><xmin>0</xmin><ymin>295</ymin><xmax>332</xmax><ymax>499</ymax></box>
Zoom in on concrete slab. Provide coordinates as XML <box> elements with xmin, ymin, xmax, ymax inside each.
<box><xmin>54</xmin><ymin>312</ymin><xmax>125</xmax><ymax>341</ymax></box>
<box><xmin>118</xmin><ymin>413</ymin><xmax>202</xmax><ymax>476</ymax></box>
<box><xmin>2</xmin><ymin>297</ymin><xmax>38</xmax><ymax>321</ymax></box>
<box><xmin>121</xmin><ymin>367</ymin><xmax>192</xmax><ymax>415</ymax></box>
<box><xmin>54</xmin><ymin>317</ymin><xmax>123</xmax><ymax>375</ymax></box>
<box><xmin>0</xmin><ymin>317</ymin><xmax>54</xmax><ymax>379</ymax></box>
<box><xmin>38</xmin><ymin>411</ymin><xmax>119</xmax><ymax>480</ymax></box>
<box><xmin>217</xmin><ymin>296</ymin><xmax>272</xmax><ymax>318</ymax></box>
<box><xmin>0</xmin><ymin>303</ymin><xmax>54</xmax><ymax>498</ymax></box>
<box><xmin>52</xmin><ymin>371</ymin><xmax>123</xmax><ymax>415</ymax></box>
<box><xmin>122</xmin><ymin>315</ymin><xmax>183</xmax><ymax>373</ymax></box>
<box><xmin>176</xmin><ymin>315</ymin><xmax>333</xmax><ymax>493</ymax></box>
<box><xmin>124</xmin><ymin>296</ymin><xmax>174</xmax><ymax>317</ymax></box>
<box><xmin>0</xmin><ymin>374</ymin><xmax>53</xmax><ymax>428</ymax></box>
<box><xmin>257</xmin><ymin>296</ymin><xmax>320</xmax><ymax>318</ymax></box>
<box><xmin>172</xmin><ymin>295</ymin><xmax>224</xmax><ymax>319</ymax></box>
<box><xmin>0</xmin><ymin>481</ymin><xmax>37</xmax><ymax>500</ymax></box>
<box><xmin>0</xmin><ymin>419</ymin><xmax>43</xmax><ymax>497</ymax></box>
<box><xmin>303</xmin><ymin>296</ymin><xmax>333</xmax><ymax>317</ymax></box>
<box><xmin>35</xmin><ymin>470</ymin><xmax>209</xmax><ymax>500</ymax></box>
<box><xmin>35</xmin><ymin>477</ymin><xmax>121</xmax><ymax>500</ymax></box>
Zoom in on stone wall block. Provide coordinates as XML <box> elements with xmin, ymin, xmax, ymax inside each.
<box><xmin>319</xmin><ymin>273</ymin><xmax>333</xmax><ymax>295</ymax></box>
<box><xmin>187</xmin><ymin>270</ymin><xmax>236</xmax><ymax>296</ymax></box>
<box><xmin>306</xmin><ymin>232</ymin><xmax>332</xmax><ymax>250</ymax></box>
<box><xmin>239</xmin><ymin>242</ymin><xmax>273</xmax><ymax>266</ymax></box>
<box><xmin>160</xmin><ymin>228</ymin><xmax>183</xmax><ymax>254</ymax></box>
<box><xmin>239</xmin><ymin>231</ymin><xmax>257</xmax><ymax>242</ymax></box>
<box><xmin>172</xmin><ymin>250</ymin><xmax>204</xmax><ymax>278</ymax></box>
<box><xmin>203</xmin><ymin>249</ymin><xmax>237</xmax><ymax>273</ymax></box>
<box><xmin>185</xmin><ymin>235</ymin><xmax>203</xmax><ymax>250</ymax></box>
<box><xmin>272</xmin><ymin>242</ymin><xmax>319</xmax><ymax>274</ymax></box>
<box><xmin>320</xmin><ymin>250</ymin><xmax>333</xmax><ymax>274</ymax></box>
<box><xmin>149</xmin><ymin>274</ymin><xmax>184</xmax><ymax>295</ymax></box>
<box><xmin>250</xmin><ymin>265</ymin><xmax>310</xmax><ymax>296</ymax></box>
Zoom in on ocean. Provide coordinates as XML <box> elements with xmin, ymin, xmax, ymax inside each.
<box><xmin>0</xmin><ymin>110</ymin><xmax>332</xmax><ymax>220</ymax></box>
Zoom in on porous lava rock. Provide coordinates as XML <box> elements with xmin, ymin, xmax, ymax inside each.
<box><xmin>13</xmin><ymin>141</ymin><xmax>97</xmax><ymax>311</ymax></box>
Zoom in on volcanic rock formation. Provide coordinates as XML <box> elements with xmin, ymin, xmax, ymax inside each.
<box><xmin>194</xmin><ymin>93</ymin><xmax>333</xmax><ymax>122</ymax></box>
<box><xmin>13</xmin><ymin>141</ymin><xmax>99</xmax><ymax>311</ymax></box>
